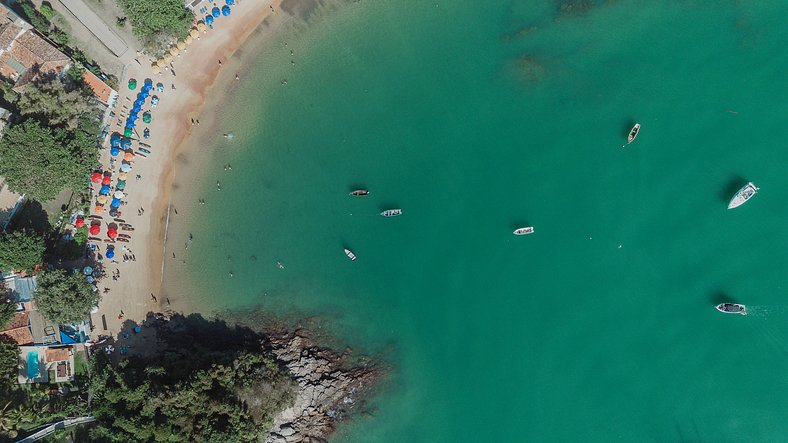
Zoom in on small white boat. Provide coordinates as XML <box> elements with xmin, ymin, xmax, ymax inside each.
<box><xmin>715</xmin><ymin>303</ymin><xmax>746</xmax><ymax>315</ymax></box>
<box><xmin>350</xmin><ymin>189</ymin><xmax>369</xmax><ymax>196</ymax></box>
<box><xmin>344</xmin><ymin>248</ymin><xmax>356</xmax><ymax>261</ymax></box>
<box><xmin>380</xmin><ymin>209</ymin><xmax>402</xmax><ymax>217</ymax></box>
<box><xmin>727</xmin><ymin>182</ymin><xmax>758</xmax><ymax>209</ymax></box>
<box><xmin>627</xmin><ymin>123</ymin><xmax>640</xmax><ymax>144</ymax></box>
<box><xmin>513</xmin><ymin>227</ymin><xmax>534</xmax><ymax>235</ymax></box>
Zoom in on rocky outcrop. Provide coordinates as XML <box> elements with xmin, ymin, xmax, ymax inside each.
<box><xmin>264</xmin><ymin>329</ymin><xmax>382</xmax><ymax>443</ymax></box>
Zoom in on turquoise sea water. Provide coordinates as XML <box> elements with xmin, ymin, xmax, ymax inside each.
<box><xmin>167</xmin><ymin>1</ymin><xmax>788</xmax><ymax>441</ymax></box>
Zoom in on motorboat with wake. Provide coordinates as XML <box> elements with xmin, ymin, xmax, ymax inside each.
<box><xmin>380</xmin><ymin>209</ymin><xmax>402</xmax><ymax>217</ymax></box>
<box><xmin>513</xmin><ymin>227</ymin><xmax>534</xmax><ymax>235</ymax></box>
<box><xmin>715</xmin><ymin>303</ymin><xmax>746</xmax><ymax>315</ymax></box>
<box><xmin>344</xmin><ymin>248</ymin><xmax>357</xmax><ymax>261</ymax></box>
<box><xmin>627</xmin><ymin>123</ymin><xmax>640</xmax><ymax>144</ymax></box>
<box><xmin>350</xmin><ymin>189</ymin><xmax>369</xmax><ymax>196</ymax></box>
<box><xmin>727</xmin><ymin>182</ymin><xmax>758</xmax><ymax>209</ymax></box>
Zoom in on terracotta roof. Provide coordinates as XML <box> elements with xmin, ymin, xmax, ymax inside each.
<box><xmin>83</xmin><ymin>69</ymin><xmax>112</xmax><ymax>104</ymax></box>
<box><xmin>45</xmin><ymin>347</ymin><xmax>70</xmax><ymax>362</ymax></box>
<box><xmin>0</xmin><ymin>6</ymin><xmax>69</xmax><ymax>91</ymax></box>
<box><xmin>0</xmin><ymin>312</ymin><xmax>32</xmax><ymax>345</ymax></box>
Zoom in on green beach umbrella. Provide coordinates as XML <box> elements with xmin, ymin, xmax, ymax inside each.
<box><xmin>116</xmin><ymin>180</ymin><xmax>126</xmax><ymax>190</ymax></box>
<box><xmin>142</xmin><ymin>113</ymin><xmax>151</xmax><ymax>124</ymax></box>
<box><xmin>123</xmin><ymin>128</ymin><xmax>133</xmax><ymax>137</ymax></box>
<box><xmin>128</xmin><ymin>80</ymin><xmax>137</xmax><ymax>90</ymax></box>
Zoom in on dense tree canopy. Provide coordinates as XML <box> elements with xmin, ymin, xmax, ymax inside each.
<box><xmin>0</xmin><ymin>119</ymin><xmax>97</xmax><ymax>201</ymax></box>
<box><xmin>0</xmin><ymin>301</ymin><xmax>15</xmax><ymax>331</ymax></box>
<box><xmin>17</xmin><ymin>75</ymin><xmax>94</xmax><ymax>130</ymax></box>
<box><xmin>33</xmin><ymin>269</ymin><xmax>98</xmax><ymax>324</ymax></box>
<box><xmin>0</xmin><ymin>230</ymin><xmax>45</xmax><ymax>273</ymax></box>
<box><xmin>88</xmin><ymin>315</ymin><xmax>296</xmax><ymax>442</ymax></box>
<box><xmin>117</xmin><ymin>0</ymin><xmax>193</xmax><ymax>48</ymax></box>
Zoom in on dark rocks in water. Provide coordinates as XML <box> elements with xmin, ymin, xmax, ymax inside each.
<box><xmin>264</xmin><ymin>329</ymin><xmax>384</xmax><ymax>443</ymax></box>
<box><xmin>556</xmin><ymin>0</ymin><xmax>595</xmax><ymax>17</ymax></box>
<box><xmin>501</xmin><ymin>25</ymin><xmax>538</xmax><ymax>42</ymax></box>
<box><xmin>517</xmin><ymin>56</ymin><xmax>546</xmax><ymax>83</ymax></box>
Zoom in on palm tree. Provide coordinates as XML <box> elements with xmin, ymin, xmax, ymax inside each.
<box><xmin>0</xmin><ymin>401</ymin><xmax>19</xmax><ymax>438</ymax></box>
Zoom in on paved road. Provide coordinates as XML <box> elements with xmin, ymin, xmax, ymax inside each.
<box><xmin>15</xmin><ymin>416</ymin><xmax>96</xmax><ymax>443</ymax></box>
<box><xmin>57</xmin><ymin>0</ymin><xmax>128</xmax><ymax>57</ymax></box>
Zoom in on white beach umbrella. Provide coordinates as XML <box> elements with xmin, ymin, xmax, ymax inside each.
<box><xmin>114</xmin><ymin>191</ymin><xmax>125</xmax><ymax>199</ymax></box>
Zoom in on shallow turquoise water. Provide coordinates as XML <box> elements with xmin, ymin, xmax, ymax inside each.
<box><xmin>169</xmin><ymin>1</ymin><xmax>788</xmax><ymax>440</ymax></box>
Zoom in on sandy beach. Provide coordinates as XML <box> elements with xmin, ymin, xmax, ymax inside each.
<box><xmin>91</xmin><ymin>0</ymin><xmax>289</xmax><ymax>336</ymax></box>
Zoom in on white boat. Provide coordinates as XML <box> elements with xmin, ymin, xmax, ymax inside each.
<box><xmin>380</xmin><ymin>209</ymin><xmax>402</xmax><ymax>217</ymax></box>
<box><xmin>344</xmin><ymin>248</ymin><xmax>356</xmax><ymax>261</ymax></box>
<box><xmin>513</xmin><ymin>227</ymin><xmax>534</xmax><ymax>235</ymax></box>
<box><xmin>715</xmin><ymin>303</ymin><xmax>746</xmax><ymax>315</ymax></box>
<box><xmin>727</xmin><ymin>182</ymin><xmax>758</xmax><ymax>209</ymax></box>
<box><xmin>627</xmin><ymin>123</ymin><xmax>640</xmax><ymax>144</ymax></box>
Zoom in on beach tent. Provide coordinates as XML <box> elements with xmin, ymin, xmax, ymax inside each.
<box><xmin>205</xmin><ymin>15</ymin><xmax>214</xmax><ymax>26</ymax></box>
<box><xmin>117</xmin><ymin>172</ymin><xmax>128</xmax><ymax>181</ymax></box>
<box><xmin>120</xmin><ymin>163</ymin><xmax>132</xmax><ymax>172</ymax></box>
<box><xmin>107</xmin><ymin>228</ymin><xmax>118</xmax><ymax>239</ymax></box>
<box><xmin>226</xmin><ymin>0</ymin><xmax>235</xmax><ymax>5</ymax></box>
<box><xmin>106</xmin><ymin>248</ymin><xmax>115</xmax><ymax>259</ymax></box>
<box><xmin>91</xmin><ymin>171</ymin><xmax>102</xmax><ymax>183</ymax></box>
<box><xmin>75</xmin><ymin>217</ymin><xmax>85</xmax><ymax>228</ymax></box>
<box><xmin>169</xmin><ymin>46</ymin><xmax>179</xmax><ymax>57</ymax></box>
<box><xmin>89</xmin><ymin>224</ymin><xmax>100</xmax><ymax>235</ymax></box>
<box><xmin>99</xmin><ymin>185</ymin><xmax>111</xmax><ymax>195</ymax></box>
<box><xmin>101</xmin><ymin>176</ymin><xmax>112</xmax><ymax>185</ymax></box>
<box><xmin>222</xmin><ymin>5</ymin><xmax>231</xmax><ymax>16</ymax></box>
<box><xmin>128</xmin><ymin>80</ymin><xmax>136</xmax><ymax>90</ymax></box>
<box><xmin>83</xmin><ymin>266</ymin><xmax>93</xmax><ymax>275</ymax></box>
<box><xmin>114</xmin><ymin>191</ymin><xmax>125</xmax><ymax>199</ymax></box>
<box><xmin>123</xmin><ymin>152</ymin><xmax>134</xmax><ymax>161</ymax></box>
<box><xmin>142</xmin><ymin>113</ymin><xmax>151</xmax><ymax>124</ymax></box>
<box><xmin>197</xmin><ymin>22</ymin><xmax>207</xmax><ymax>32</ymax></box>
<box><xmin>97</xmin><ymin>195</ymin><xmax>109</xmax><ymax>205</ymax></box>
<box><xmin>212</xmin><ymin>7</ymin><xmax>221</xmax><ymax>18</ymax></box>
<box><xmin>116</xmin><ymin>181</ymin><xmax>126</xmax><ymax>190</ymax></box>
<box><xmin>151</xmin><ymin>65</ymin><xmax>160</xmax><ymax>75</ymax></box>
<box><xmin>185</xmin><ymin>35</ymin><xmax>194</xmax><ymax>45</ymax></box>
<box><xmin>110</xmin><ymin>198</ymin><xmax>121</xmax><ymax>208</ymax></box>
<box><xmin>163</xmin><ymin>53</ymin><xmax>174</xmax><ymax>64</ymax></box>
<box><xmin>177</xmin><ymin>41</ymin><xmax>186</xmax><ymax>51</ymax></box>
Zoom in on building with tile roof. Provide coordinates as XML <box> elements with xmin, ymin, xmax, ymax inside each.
<box><xmin>0</xmin><ymin>311</ymin><xmax>33</xmax><ymax>345</ymax></box>
<box><xmin>0</xmin><ymin>4</ymin><xmax>70</xmax><ymax>92</ymax></box>
<box><xmin>82</xmin><ymin>69</ymin><xmax>114</xmax><ymax>105</ymax></box>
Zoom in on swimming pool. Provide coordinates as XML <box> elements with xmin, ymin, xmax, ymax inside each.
<box><xmin>26</xmin><ymin>351</ymin><xmax>39</xmax><ymax>379</ymax></box>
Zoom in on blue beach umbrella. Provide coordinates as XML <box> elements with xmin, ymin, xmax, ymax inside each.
<box><xmin>110</xmin><ymin>147</ymin><xmax>120</xmax><ymax>156</ymax></box>
<box><xmin>86</xmin><ymin>276</ymin><xmax>94</xmax><ymax>284</ymax></box>
<box><xmin>205</xmin><ymin>15</ymin><xmax>214</xmax><ymax>26</ymax></box>
<box><xmin>106</xmin><ymin>248</ymin><xmax>115</xmax><ymax>259</ymax></box>
<box><xmin>120</xmin><ymin>163</ymin><xmax>132</xmax><ymax>172</ymax></box>
<box><xmin>110</xmin><ymin>198</ymin><xmax>121</xmax><ymax>208</ymax></box>
<box><xmin>144</xmin><ymin>79</ymin><xmax>152</xmax><ymax>87</ymax></box>
<box><xmin>83</xmin><ymin>266</ymin><xmax>94</xmax><ymax>275</ymax></box>
<box><xmin>226</xmin><ymin>0</ymin><xmax>235</xmax><ymax>5</ymax></box>
<box><xmin>212</xmin><ymin>7</ymin><xmax>221</xmax><ymax>18</ymax></box>
<box><xmin>99</xmin><ymin>185</ymin><xmax>111</xmax><ymax>195</ymax></box>
<box><xmin>110</xmin><ymin>134</ymin><xmax>120</xmax><ymax>145</ymax></box>
<box><xmin>110</xmin><ymin>138</ymin><xmax>120</xmax><ymax>148</ymax></box>
<box><xmin>129</xmin><ymin>114</ymin><xmax>139</xmax><ymax>121</ymax></box>
<box><xmin>222</xmin><ymin>6</ymin><xmax>230</xmax><ymax>16</ymax></box>
<box><xmin>120</xmin><ymin>138</ymin><xmax>131</xmax><ymax>149</ymax></box>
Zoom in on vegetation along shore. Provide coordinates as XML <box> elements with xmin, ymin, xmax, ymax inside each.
<box><xmin>0</xmin><ymin>0</ymin><xmax>382</xmax><ymax>441</ymax></box>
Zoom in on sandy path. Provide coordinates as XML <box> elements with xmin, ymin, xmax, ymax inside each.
<box><xmin>91</xmin><ymin>0</ymin><xmax>284</xmax><ymax>336</ymax></box>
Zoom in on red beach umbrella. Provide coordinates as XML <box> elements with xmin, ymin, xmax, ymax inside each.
<box><xmin>89</xmin><ymin>224</ymin><xmax>100</xmax><ymax>235</ymax></box>
<box><xmin>75</xmin><ymin>218</ymin><xmax>85</xmax><ymax>228</ymax></box>
<box><xmin>101</xmin><ymin>176</ymin><xmax>112</xmax><ymax>185</ymax></box>
<box><xmin>91</xmin><ymin>171</ymin><xmax>102</xmax><ymax>183</ymax></box>
<box><xmin>107</xmin><ymin>228</ymin><xmax>118</xmax><ymax>239</ymax></box>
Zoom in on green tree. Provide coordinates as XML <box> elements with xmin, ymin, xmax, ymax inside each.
<box><xmin>0</xmin><ymin>230</ymin><xmax>45</xmax><ymax>273</ymax></box>
<box><xmin>0</xmin><ymin>340</ymin><xmax>18</xmax><ymax>395</ymax></box>
<box><xmin>0</xmin><ymin>119</ymin><xmax>97</xmax><ymax>201</ymax></box>
<box><xmin>33</xmin><ymin>269</ymin><xmax>98</xmax><ymax>324</ymax></box>
<box><xmin>0</xmin><ymin>301</ymin><xmax>16</xmax><ymax>330</ymax></box>
<box><xmin>17</xmin><ymin>75</ymin><xmax>94</xmax><ymax>130</ymax></box>
<box><xmin>39</xmin><ymin>2</ymin><xmax>55</xmax><ymax>20</ymax></box>
<box><xmin>117</xmin><ymin>0</ymin><xmax>192</xmax><ymax>48</ymax></box>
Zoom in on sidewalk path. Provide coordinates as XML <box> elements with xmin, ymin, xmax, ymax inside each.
<box><xmin>57</xmin><ymin>0</ymin><xmax>128</xmax><ymax>57</ymax></box>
